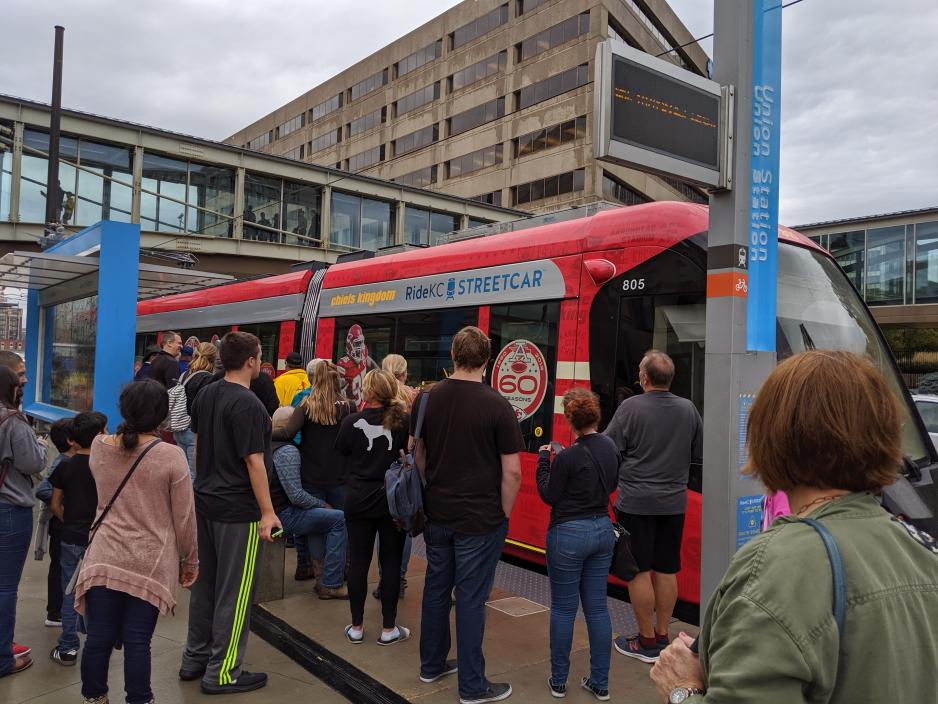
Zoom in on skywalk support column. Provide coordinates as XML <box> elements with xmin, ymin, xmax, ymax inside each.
<box><xmin>701</xmin><ymin>0</ymin><xmax>783</xmax><ymax>608</ymax></box>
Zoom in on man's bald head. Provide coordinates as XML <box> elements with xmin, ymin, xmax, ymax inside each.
<box><xmin>640</xmin><ymin>350</ymin><xmax>675</xmax><ymax>390</ymax></box>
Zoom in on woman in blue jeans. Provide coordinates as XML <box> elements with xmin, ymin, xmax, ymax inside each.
<box><xmin>0</xmin><ymin>365</ymin><xmax>47</xmax><ymax>678</ymax></box>
<box><xmin>537</xmin><ymin>388</ymin><xmax>620</xmax><ymax>701</ymax></box>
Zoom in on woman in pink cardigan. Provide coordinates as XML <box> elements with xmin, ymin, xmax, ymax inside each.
<box><xmin>74</xmin><ymin>379</ymin><xmax>198</xmax><ymax>704</ymax></box>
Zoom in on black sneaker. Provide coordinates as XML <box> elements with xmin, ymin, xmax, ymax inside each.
<box><xmin>201</xmin><ymin>670</ymin><xmax>268</xmax><ymax>695</ymax></box>
<box><xmin>548</xmin><ymin>677</ymin><xmax>566</xmax><ymax>698</ymax></box>
<box><xmin>581</xmin><ymin>676</ymin><xmax>610</xmax><ymax>701</ymax></box>
<box><xmin>50</xmin><ymin>646</ymin><xmax>78</xmax><ymax>666</ymax></box>
<box><xmin>420</xmin><ymin>659</ymin><xmax>459</xmax><ymax>683</ymax></box>
<box><xmin>613</xmin><ymin>635</ymin><xmax>661</xmax><ymax>664</ymax></box>
<box><xmin>460</xmin><ymin>682</ymin><xmax>512</xmax><ymax>704</ymax></box>
<box><xmin>179</xmin><ymin>665</ymin><xmax>206</xmax><ymax>681</ymax></box>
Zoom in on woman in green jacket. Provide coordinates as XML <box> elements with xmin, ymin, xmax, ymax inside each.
<box><xmin>651</xmin><ymin>350</ymin><xmax>938</xmax><ymax>703</ymax></box>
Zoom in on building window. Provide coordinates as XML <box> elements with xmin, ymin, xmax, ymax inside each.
<box><xmin>512</xmin><ymin>168</ymin><xmax>585</xmax><ymax>206</ymax></box>
<box><xmin>404</xmin><ymin>206</ymin><xmax>459</xmax><ymax>246</ymax></box>
<box><xmin>330</xmin><ymin>191</ymin><xmax>394</xmax><ymax>250</ymax></box>
<box><xmin>916</xmin><ymin>222</ymin><xmax>938</xmax><ymax>304</ymax></box>
<box><xmin>450</xmin><ymin>4</ymin><xmax>509</xmax><ymax>50</ymax></box>
<box><xmin>866</xmin><ymin>225</ymin><xmax>905</xmax><ymax>305</ymax></box>
<box><xmin>446</xmin><ymin>143</ymin><xmax>503</xmax><ymax>179</ymax></box>
<box><xmin>247</xmin><ymin>131</ymin><xmax>273</xmax><ymax>150</ymax></box>
<box><xmin>621</xmin><ymin>0</ymin><xmax>690</xmax><ymax>69</ymax></box>
<box><xmin>471</xmin><ymin>190</ymin><xmax>503</xmax><ymax>207</ymax></box>
<box><xmin>829</xmin><ymin>230</ymin><xmax>865</xmax><ymax>294</ymax></box>
<box><xmin>310</xmin><ymin>128</ymin><xmax>342</xmax><ymax>154</ymax></box>
<box><xmin>346</xmin><ymin>144</ymin><xmax>385</xmax><ymax>172</ymax></box>
<box><xmin>659</xmin><ymin>175</ymin><xmax>708</xmax><ymax>204</ymax></box>
<box><xmin>449</xmin><ymin>51</ymin><xmax>508</xmax><ymax>93</ymax></box>
<box><xmin>283</xmin><ymin>145</ymin><xmax>305</xmax><ymax>161</ymax></box>
<box><xmin>395</xmin><ymin>83</ymin><xmax>440</xmax><ymax>117</ymax></box>
<box><xmin>468</xmin><ymin>216</ymin><xmax>494</xmax><ymax>228</ymax></box>
<box><xmin>276</xmin><ymin>114</ymin><xmax>305</xmax><ymax>140</ymax></box>
<box><xmin>517</xmin><ymin>12</ymin><xmax>590</xmax><ymax>63</ymax></box>
<box><xmin>602</xmin><ymin>173</ymin><xmax>648</xmax><ymax>206</ymax></box>
<box><xmin>349</xmin><ymin>68</ymin><xmax>389</xmax><ymax>102</ymax></box>
<box><xmin>395</xmin><ymin>39</ymin><xmax>442</xmax><ymax>78</ymax></box>
<box><xmin>516</xmin><ymin>64</ymin><xmax>589</xmax><ymax>110</ymax></box>
<box><xmin>392</xmin><ymin>124</ymin><xmax>439</xmax><ymax>157</ymax></box>
<box><xmin>393</xmin><ymin>165</ymin><xmax>438</xmax><ymax>188</ymax></box>
<box><xmin>514</xmin><ymin>116</ymin><xmax>586</xmax><ymax>158</ymax></box>
<box><xmin>283</xmin><ymin>180</ymin><xmax>322</xmax><ymax>246</ymax></box>
<box><xmin>517</xmin><ymin>0</ymin><xmax>551</xmax><ymax>14</ymax></box>
<box><xmin>186</xmin><ymin>163</ymin><xmax>236</xmax><ymax>237</ymax></box>
<box><xmin>140</xmin><ymin>154</ymin><xmax>235</xmax><ymax>236</ymax></box>
<box><xmin>73</xmin><ymin>137</ymin><xmax>133</xmax><ymax>226</ymax></box>
<box><xmin>447</xmin><ymin>97</ymin><xmax>507</xmax><ymax>137</ymax></box>
<box><xmin>348</xmin><ymin>107</ymin><xmax>387</xmax><ymax>137</ymax></box>
<box><xmin>244</xmin><ymin>172</ymin><xmax>283</xmax><ymax>240</ymax></box>
<box><xmin>311</xmin><ymin>93</ymin><xmax>343</xmax><ymax>123</ymax></box>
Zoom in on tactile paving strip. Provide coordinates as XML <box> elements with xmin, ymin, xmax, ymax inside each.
<box><xmin>411</xmin><ymin>535</ymin><xmax>640</xmax><ymax>636</ymax></box>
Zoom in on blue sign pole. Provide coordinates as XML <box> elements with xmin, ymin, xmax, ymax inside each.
<box><xmin>746</xmin><ymin>0</ymin><xmax>783</xmax><ymax>351</ymax></box>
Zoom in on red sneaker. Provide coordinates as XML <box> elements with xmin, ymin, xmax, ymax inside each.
<box><xmin>12</xmin><ymin>643</ymin><xmax>31</xmax><ymax>657</ymax></box>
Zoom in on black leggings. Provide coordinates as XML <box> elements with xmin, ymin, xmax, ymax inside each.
<box><xmin>346</xmin><ymin>516</ymin><xmax>406</xmax><ymax>629</ymax></box>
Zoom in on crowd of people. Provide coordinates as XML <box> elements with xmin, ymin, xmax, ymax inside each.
<box><xmin>1</xmin><ymin>328</ymin><xmax>938</xmax><ymax>703</ymax></box>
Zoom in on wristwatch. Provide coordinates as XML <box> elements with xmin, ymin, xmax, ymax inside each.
<box><xmin>669</xmin><ymin>687</ymin><xmax>706</xmax><ymax>703</ymax></box>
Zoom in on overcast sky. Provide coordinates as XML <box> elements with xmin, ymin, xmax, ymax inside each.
<box><xmin>2</xmin><ymin>0</ymin><xmax>936</xmax><ymax>227</ymax></box>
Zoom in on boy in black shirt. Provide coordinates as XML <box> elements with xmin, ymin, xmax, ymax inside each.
<box><xmin>49</xmin><ymin>411</ymin><xmax>107</xmax><ymax>666</ymax></box>
<box><xmin>180</xmin><ymin>332</ymin><xmax>281</xmax><ymax>695</ymax></box>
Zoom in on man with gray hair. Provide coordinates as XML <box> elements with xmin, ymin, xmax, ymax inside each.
<box><xmin>604</xmin><ymin>350</ymin><xmax>702</xmax><ymax>665</ymax></box>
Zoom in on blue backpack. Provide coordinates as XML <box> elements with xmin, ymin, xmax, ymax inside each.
<box><xmin>385</xmin><ymin>391</ymin><xmax>429</xmax><ymax>537</ymax></box>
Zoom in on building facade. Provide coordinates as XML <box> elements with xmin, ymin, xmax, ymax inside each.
<box><xmin>227</xmin><ymin>0</ymin><xmax>710</xmax><ymax>221</ymax></box>
<box><xmin>0</xmin><ymin>301</ymin><xmax>23</xmax><ymax>353</ymax></box>
<box><xmin>797</xmin><ymin>206</ymin><xmax>938</xmax><ymax>386</ymax></box>
<box><xmin>0</xmin><ymin>95</ymin><xmax>524</xmax><ymax>278</ymax></box>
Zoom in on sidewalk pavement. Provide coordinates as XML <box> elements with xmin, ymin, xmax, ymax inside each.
<box><xmin>0</xmin><ymin>526</ymin><xmax>347</xmax><ymax>704</ymax></box>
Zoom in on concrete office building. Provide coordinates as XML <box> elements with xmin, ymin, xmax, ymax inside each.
<box><xmin>0</xmin><ymin>300</ymin><xmax>24</xmax><ymax>352</ymax></box>
<box><xmin>228</xmin><ymin>0</ymin><xmax>710</xmax><ymax>225</ymax></box>
<box><xmin>797</xmin><ymin>206</ymin><xmax>938</xmax><ymax>386</ymax></box>
<box><xmin>0</xmin><ymin>94</ymin><xmax>523</xmax><ymax>277</ymax></box>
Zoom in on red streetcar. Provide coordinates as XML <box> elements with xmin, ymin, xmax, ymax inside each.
<box><xmin>137</xmin><ymin>201</ymin><xmax>937</xmax><ymax>619</ymax></box>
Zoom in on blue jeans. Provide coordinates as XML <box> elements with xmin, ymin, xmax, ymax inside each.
<box><xmin>0</xmin><ymin>503</ymin><xmax>32</xmax><ymax>676</ymax></box>
<box><xmin>81</xmin><ymin>586</ymin><xmax>159</xmax><ymax>704</ymax></box>
<box><xmin>279</xmin><ymin>505</ymin><xmax>347</xmax><ymax>588</ymax></box>
<box><xmin>173</xmin><ymin>429</ymin><xmax>196</xmax><ymax>481</ymax></box>
<box><xmin>546</xmin><ymin>516</ymin><xmax>615</xmax><ymax>689</ymax></box>
<box><xmin>59</xmin><ymin>541</ymin><xmax>86</xmax><ymax>652</ymax></box>
<box><xmin>296</xmin><ymin>484</ymin><xmax>346</xmax><ymax>566</ymax></box>
<box><xmin>420</xmin><ymin>519</ymin><xmax>508</xmax><ymax>698</ymax></box>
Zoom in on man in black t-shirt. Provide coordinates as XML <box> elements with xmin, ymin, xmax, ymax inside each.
<box><xmin>180</xmin><ymin>332</ymin><xmax>281</xmax><ymax>695</ymax></box>
<box><xmin>415</xmin><ymin>326</ymin><xmax>523</xmax><ymax>704</ymax></box>
<box><xmin>48</xmin><ymin>411</ymin><xmax>107</xmax><ymax>666</ymax></box>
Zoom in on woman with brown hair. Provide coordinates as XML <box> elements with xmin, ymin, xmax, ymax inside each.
<box><xmin>273</xmin><ymin>360</ymin><xmax>355</xmax><ymax>581</ymax></box>
<box><xmin>537</xmin><ymin>388</ymin><xmax>619</xmax><ymax>700</ymax></box>
<box><xmin>335</xmin><ymin>369</ymin><xmax>410</xmax><ymax>645</ymax></box>
<box><xmin>651</xmin><ymin>351</ymin><xmax>938</xmax><ymax>703</ymax></box>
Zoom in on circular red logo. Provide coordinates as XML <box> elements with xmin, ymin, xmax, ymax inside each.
<box><xmin>492</xmin><ymin>339</ymin><xmax>548</xmax><ymax>422</ymax></box>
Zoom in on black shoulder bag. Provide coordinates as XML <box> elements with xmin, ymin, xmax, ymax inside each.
<box><xmin>581</xmin><ymin>441</ymin><xmax>639</xmax><ymax>581</ymax></box>
<box><xmin>64</xmin><ymin>439</ymin><xmax>161</xmax><ymax>595</ymax></box>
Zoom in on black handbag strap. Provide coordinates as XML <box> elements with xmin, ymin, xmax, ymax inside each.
<box><xmin>86</xmin><ymin>439</ymin><xmax>161</xmax><ymax>547</ymax></box>
<box><xmin>412</xmin><ymin>389</ymin><xmax>430</xmax><ymax>444</ymax></box>
<box><xmin>579</xmin><ymin>439</ymin><xmax>617</xmax><ymax>516</ymax></box>
<box><xmin>802</xmin><ymin>517</ymin><xmax>847</xmax><ymax>641</ymax></box>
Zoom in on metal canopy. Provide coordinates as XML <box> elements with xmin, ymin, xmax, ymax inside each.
<box><xmin>0</xmin><ymin>250</ymin><xmax>232</xmax><ymax>303</ymax></box>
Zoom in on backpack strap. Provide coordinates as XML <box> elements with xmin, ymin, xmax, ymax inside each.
<box><xmin>801</xmin><ymin>518</ymin><xmax>846</xmax><ymax>641</ymax></box>
<box><xmin>412</xmin><ymin>390</ymin><xmax>430</xmax><ymax>445</ymax></box>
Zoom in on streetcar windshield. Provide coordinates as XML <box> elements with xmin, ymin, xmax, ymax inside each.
<box><xmin>777</xmin><ymin>244</ymin><xmax>930</xmax><ymax>463</ymax></box>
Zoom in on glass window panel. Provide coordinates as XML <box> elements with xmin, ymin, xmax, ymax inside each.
<box><xmin>546</xmin><ymin>124</ymin><xmax>562</xmax><ymax>147</ymax></box>
<box><xmin>559</xmin><ymin>171</ymin><xmax>574</xmax><ymax>194</ymax></box>
<box><xmin>187</xmin><ymin>163</ymin><xmax>235</xmax><ymax>237</ymax></box>
<box><xmin>404</xmin><ymin>205</ymin><xmax>430</xmax><ymax>246</ymax></box>
<box><xmin>361</xmin><ymin>198</ymin><xmax>393</xmax><ymax>251</ymax></box>
<box><xmin>330</xmin><ymin>191</ymin><xmax>361</xmax><ymax>249</ymax></box>
<box><xmin>544</xmin><ymin>174</ymin><xmax>558</xmax><ymax>198</ymax></box>
<box><xmin>0</xmin><ymin>146</ymin><xmax>12</xmax><ymax>220</ymax></box>
<box><xmin>573</xmin><ymin>168</ymin><xmax>585</xmax><ymax>191</ymax></box>
<box><xmin>516</xmin><ymin>183</ymin><xmax>530</xmax><ymax>205</ymax></box>
<box><xmin>865</xmin><ymin>225</ymin><xmax>904</xmax><ymax>305</ymax></box>
<box><xmin>828</xmin><ymin>230</ymin><xmax>865</xmax><ymax>294</ymax></box>
<box><xmin>915</xmin><ymin>221</ymin><xmax>938</xmax><ymax>304</ymax></box>
<box><xmin>550</xmin><ymin>24</ymin><xmax>565</xmax><ymax>48</ymax></box>
<box><xmin>531</xmin><ymin>178</ymin><xmax>544</xmax><ymax>202</ymax></box>
<box><xmin>284</xmin><ymin>181</ymin><xmax>322</xmax><ymax>246</ymax></box>
<box><xmin>141</xmin><ymin>153</ymin><xmax>187</xmax><ymax>233</ymax></box>
<box><xmin>18</xmin><ymin>130</ymin><xmax>78</xmax><ymax>223</ymax></box>
<box><xmin>244</xmin><ymin>172</ymin><xmax>282</xmax><ymax>242</ymax></box>
<box><xmin>560</xmin><ymin>119</ymin><xmax>576</xmax><ymax>143</ymax></box>
<box><xmin>48</xmin><ymin>295</ymin><xmax>97</xmax><ymax>411</ymax></box>
<box><xmin>430</xmin><ymin>212</ymin><xmax>459</xmax><ymax>245</ymax></box>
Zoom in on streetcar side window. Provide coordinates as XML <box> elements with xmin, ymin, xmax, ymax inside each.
<box><xmin>488</xmin><ymin>301</ymin><xmax>560</xmax><ymax>453</ymax></box>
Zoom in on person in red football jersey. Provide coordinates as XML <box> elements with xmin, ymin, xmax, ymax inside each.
<box><xmin>336</xmin><ymin>324</ymin><xmax>376</xmax><ymax>409</ymax></box>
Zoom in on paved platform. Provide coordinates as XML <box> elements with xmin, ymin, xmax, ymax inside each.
<box><xmin>261</xmin><ymin>537</ymin><xmax>698</xmax><ymax>704</ymax></box>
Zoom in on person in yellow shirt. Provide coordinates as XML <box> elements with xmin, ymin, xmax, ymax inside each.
<box><xmin>274</xmin><ymin>352</ymin><xmax>310</xmax><ymax>406</ymax></box>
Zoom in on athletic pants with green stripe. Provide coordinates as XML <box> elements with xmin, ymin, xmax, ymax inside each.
<box><xmin>182</xmin><ymin>514</ymin><xmax>262</xmax><ymax>686</ymax></box>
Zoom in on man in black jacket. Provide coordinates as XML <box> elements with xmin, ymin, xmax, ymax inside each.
<box><xmin>149</xmin><ymin>331</ymin><xmax>183</xmax><ymax>389</ymax></box>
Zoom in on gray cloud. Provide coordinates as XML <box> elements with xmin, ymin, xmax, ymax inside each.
<box><xmin>668</xmin><ymin>0</ymin><xmax>938</xmax><ymax>225</ymax></box>
<box><xmin>3</xmin><ymin>0</ymin><xmax>936</xmax><ymax>226</ymax></box>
